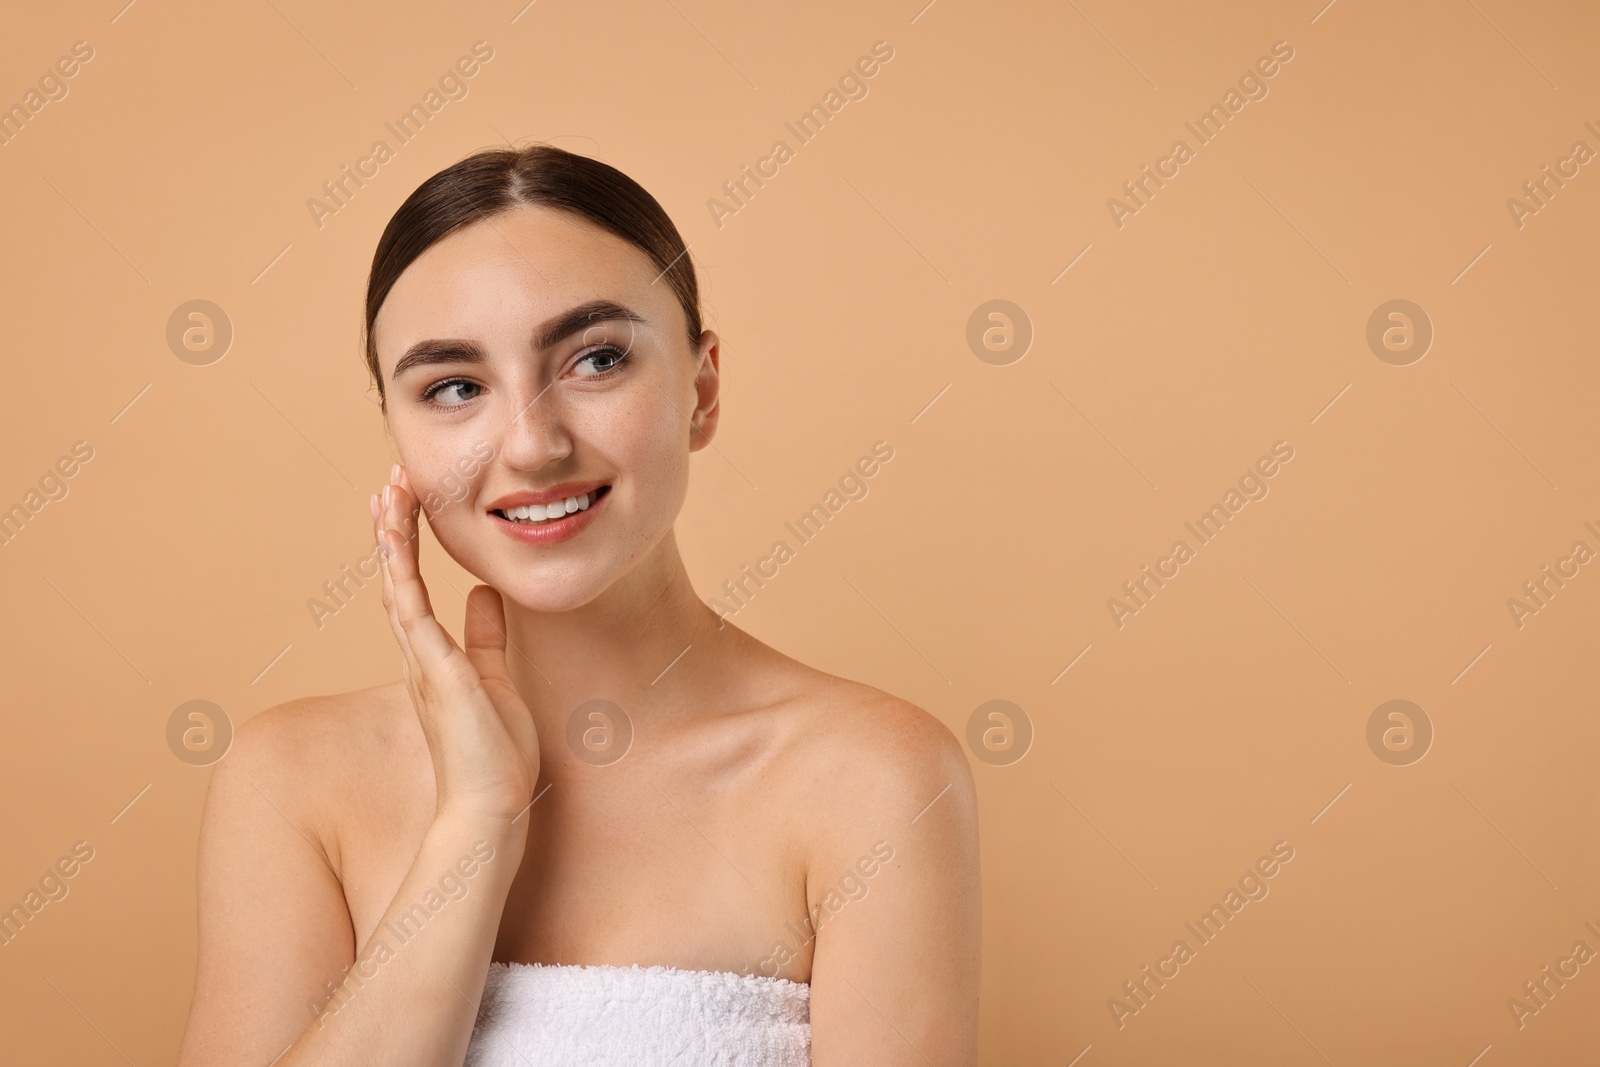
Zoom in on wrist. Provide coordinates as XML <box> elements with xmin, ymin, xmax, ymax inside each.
<box><xmin>429</xmin><ymin>806</ymin><xmax>530</xmax><ymax>854</ymax></box>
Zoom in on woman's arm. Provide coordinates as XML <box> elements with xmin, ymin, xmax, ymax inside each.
<box><xmin>176</xmin><ymin>718</ymin><xmax>526</xmax><ymax>1065</ymax></box>
<box><xmin>807</xmin><ymin>701</ymin><xmax>982</xmax><ymax>1066</ymax></box>
<box><xmin>178</xmin><ymin>470</ymin><xmax>540</xmax><ymax>1065</ymax></box>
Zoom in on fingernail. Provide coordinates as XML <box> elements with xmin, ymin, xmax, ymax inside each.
<box><xmin>369</xmin><ymin>493</ymin><xmax>380</xmax><ymax>522</ymax></box>
<box><xmin>382</xmin><ymin>485</ymin><xmax>392</xmax><ymax>509</ymax></box>
<box><xmin>391</xmin><ymin>464</ymin><xmax>401</xmax><ymax>483</ymax></box>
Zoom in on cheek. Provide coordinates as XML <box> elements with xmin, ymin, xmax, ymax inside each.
<box><xmin>570</xmin><ymin>393</ymin><xmax>692</xmax><ymax>543</ymax></box>
<box><xmin>622</xmin><ymin>399</ymin><xmax>692</xmax><ymax>494</ymax></box>
<box><xmin>392</xmin><ymin>422</ymin><xmax>487</xmax><ymax>515</ymax></box>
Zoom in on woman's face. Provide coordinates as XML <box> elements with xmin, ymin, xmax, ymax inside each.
<box><xmin>372</xmin><ymin>204</ymin><xmax>719</xmax><ymax>612</ymax></box>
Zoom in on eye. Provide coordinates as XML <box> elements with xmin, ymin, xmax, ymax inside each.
<box><xmin>421</xmin><ymin>378</ymin><xmax>483</xmax><ymax>407</ymax></box>
<box><xmin>572</xmin><ymin>345</ymin><xmax>629</xmax><ymax>378</ymax></box>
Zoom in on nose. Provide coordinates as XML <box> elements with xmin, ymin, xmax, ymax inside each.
<box><xmin>495</xmin><ymin>384</ymin><xmax>573</xmax><ymax>472</ymax></box>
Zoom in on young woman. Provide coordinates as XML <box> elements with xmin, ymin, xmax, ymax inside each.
<box><xmin>176</xmin><ymin>145</ymin><xmax>981</xmax><ymax>1066</ymax></box>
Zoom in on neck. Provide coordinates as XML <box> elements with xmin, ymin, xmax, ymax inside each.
<box><xmin>501</xmin><ymin>527</ymin><xmax>727</xmax><ymax>725</ymax></box>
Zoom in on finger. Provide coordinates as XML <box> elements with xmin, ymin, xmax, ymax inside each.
<box><xmin>374</xmin><ymin>492</ymin><xmax>423</xmax><ymax>684</ymax></box>
<box><xmin>382</xmin><ymin>480</ymin><xmax>429</xmax><ymax>614</ymax></box>
<box><xmin>463</xmin><ymin>585</ymin><xmax>536</xmax><ymax>757</ymax></box>
<box><xmin>396</xmin><ymin>464</ymin><xmax>434</xmax><ymax>528</ymax></box>
<box><xmin>386</xmin><ymin>468</ymin><xmax>425</xmax><ymax>557</ymax></box>
<box><xmin>396</xmin><ymin>463</ymin><xmax>419</xmax><ymax>506</ymax></box>
<box><xmin>378</xmin><ymin>532</ymin><xmax>454</xmax><ymax>706</ymax></box>
<box><xmin>463</xmin><ymin>585</ymin><xmax>511</xmax><ymax>685</ymax></box>
<box><xmin>381</xmin><ymin>480</ymin><xmax>456</xmax><ymax>665</ymax></box>
<box><xmin>378</xmin><ymin>544</ymin><xmax>429</xmax><ymax>717</ymax></box>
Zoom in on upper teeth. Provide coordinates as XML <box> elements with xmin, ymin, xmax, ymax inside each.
<box><xmin>503</xmin><ymin>493</ymin><xmax>591</xmax><ymax>522</ymax></box>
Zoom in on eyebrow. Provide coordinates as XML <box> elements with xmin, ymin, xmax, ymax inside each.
<box><xmin>391</xmin><ymin>299</ymin><xmax>649</xmax><ymax>379</ymax></box>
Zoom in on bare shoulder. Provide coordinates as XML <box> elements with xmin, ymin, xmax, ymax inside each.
<box><xmin>181</xmin><ymin>683</ymin><xmax>421</xmax><ymax>1065</ymax></box>
<box><xmin>761</xmin><ymin>657</ymin><xmax>976</xmax><ymax>845</ymax></box>
<box><xmin>207</xmin><ymin>682</ymin><xmax>422</xmax><ymax>851</ymax></box>
<box><xmin>807</xmin><ymin>674</ymin><xmax>967</xmax><ymax>775</ymax></box>
<box><xmin>760</xmin><ymin>659</ymin><xmax>981</xmax><ymax>1006</ymax></box>
<box><xmin>223</xmin><ymin>682</ymin><xmax>414</xmax><ymax>780</ymax></box>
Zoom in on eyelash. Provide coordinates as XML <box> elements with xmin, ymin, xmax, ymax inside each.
<box><xmin>420</xmin><ymin>377</ymin><xmax>479</xmax><ymax>407</ymax></box>
<box><xmin>575</xmin><ymin>345</ymin><xmax>630</xmax><ymax>377</ymax></box>
<box><xmin>417</xmin><ymin>345</ymin><xmax>631</xmax><ymax>408</ymax></box>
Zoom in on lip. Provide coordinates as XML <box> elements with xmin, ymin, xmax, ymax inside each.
<box><xmin>489</xmin><ymin>484</ymin><xmax>610</xmax><ymax>546</ymax></box>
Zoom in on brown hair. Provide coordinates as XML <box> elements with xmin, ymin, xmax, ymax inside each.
<box><xmin>362</xmin><ymin>144</ymin><xmax>701</xmax><ymax>404</ymax></box>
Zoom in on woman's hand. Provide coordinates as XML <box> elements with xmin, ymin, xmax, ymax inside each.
<box><xmin>374</xmin><ymin>465</ymin><xmax>539</xmax><ymax>825</ymax></box>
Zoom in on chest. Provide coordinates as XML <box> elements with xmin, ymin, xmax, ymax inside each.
<box><xmin>339</xmin><ymin>753</ymin><xmax>817</xmax><ymax>982</ymax></box>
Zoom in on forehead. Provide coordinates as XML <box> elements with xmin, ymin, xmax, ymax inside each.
<box><xmin>373</xmin><ymin>204</ymin><xmax>672</xmax><ymax>360</ymax></box>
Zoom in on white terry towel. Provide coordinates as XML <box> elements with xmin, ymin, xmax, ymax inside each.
<box><xmin>462</xmin><ymin>962</ymin><xmax>811</xmax><ymax>1066</ymax></box>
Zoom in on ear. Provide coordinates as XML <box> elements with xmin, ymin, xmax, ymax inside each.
<box><xmin>689</xmin><ymin>329</ymin><xmax>722</xmax><ymax>451</ymax></box>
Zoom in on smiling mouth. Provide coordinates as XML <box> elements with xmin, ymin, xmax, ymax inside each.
<box><xmin>492</xmin><ymin>485</ymin><xmax>611</xmax><ymax>525</ymax></box>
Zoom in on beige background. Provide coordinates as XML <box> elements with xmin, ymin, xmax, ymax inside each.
<box><xmin>1</xmin><ymin>0</ymin><xmax>1596</xmax><ymax>1062</ymax></box>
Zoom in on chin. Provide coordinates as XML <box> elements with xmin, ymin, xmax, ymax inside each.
<box><xmin>492</xmin><ymin>568</ymin><xmax>612</xmax><ymax>614</ymax></box>
<box><xmin>430</xmin><ymin>535</ymin><xmax>607</xmax><ymax>612</ymax></box>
